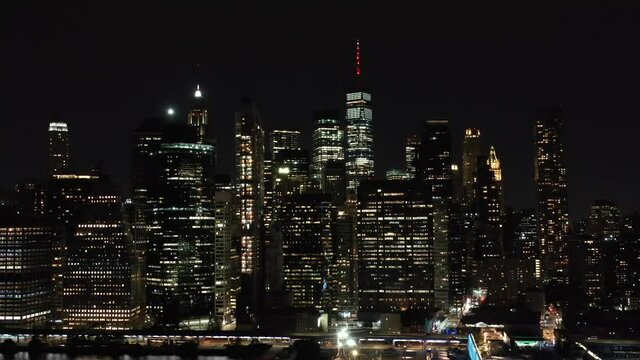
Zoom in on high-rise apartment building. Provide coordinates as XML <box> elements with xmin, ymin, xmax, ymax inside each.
<box><xmin>235</xmin><ymin>98</ymin><xmax>265</xmax><ymax>276</ymax></box>
<box><xmin>534</xmin><ymin>107</ymin><xmax>569</xmax><ymax>285</ymax></box>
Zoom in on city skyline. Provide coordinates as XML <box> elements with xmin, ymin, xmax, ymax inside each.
<box><xmin>3</xmin><ymin>3</ymin><xmax>640</xmax><ymax>220</ymax></box>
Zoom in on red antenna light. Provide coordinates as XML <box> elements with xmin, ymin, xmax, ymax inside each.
<box><xmin>356</xmin><ymin>39</ymin><xmax>361</xmax><ymax>77</ymax></box>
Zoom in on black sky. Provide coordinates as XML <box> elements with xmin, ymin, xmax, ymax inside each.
<box><xmin>2</xmin><ymin>1</ymin><xmax>640</xmax><ymax>220</ymax></box>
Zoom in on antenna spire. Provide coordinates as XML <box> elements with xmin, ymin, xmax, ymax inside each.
<box><xmin>356</xmin><ymin>39</ymin><xmax>361</xmax><ymax>77</ymax></box>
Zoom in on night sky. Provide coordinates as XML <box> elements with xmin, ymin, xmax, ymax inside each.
<box><xmin>2</xmin><ymin>2</ymin><xmax>640</xmax><ymax>220</ymax></box>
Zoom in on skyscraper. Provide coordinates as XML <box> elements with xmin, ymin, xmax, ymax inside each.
<box><xmin>462</xmin><ymin>128</ymin><xmax>481</xmax><ymax>201</ymax></box>
<box><xmin>345</xmin><ymin>40</ymin><xmax>374</xmax><ymax>192</ymax></box>
<box><xmin>405</xmin><ymin>134</ymin><xmax>420</xmax><ymax>179</ymax></box>
<box><xmin>214</xmin><ymin>176</ymin><xmax>240</xmax><ymax>328</ymax></box>
<box><xmin>534</xmin><ymin>107</ymin><xmax>569</xmax><ymax>285</ymax></box>
<box><xmin>475</xmin><ymin>148</ymin><xmax>505</xmax><ymax>259</ymax></box>
<box><xmin>146</xmin><ymin>124</ymin><xmax>215</xmax><ymax>327</ymax></box>
<box><xmin>0</xmin><ymin>211</ymin><xmax>53</xmax><ymax>328</ymax></box>
<box><xmin>311</xmin><ymin>111</ymin><xmax>345</xmax><ymax>188</ymax></box>
<box><xmin>63</xmin><ymin>177</ymin><xmax>143</xmax><ymax>330</ymax></box>
<box><xmin>188</xmin><ymin>84</ymin><xmax>209</xmax><ymax>143</ymax></box>
<box><xmin>48</xmin><ymin>122</ymin><xmax>70</xmax><ymax>175</ymax></box>
<box><xmin>357</xmin><ymin>180</ymin><xmax>433</xmax><ymax>311</ymax></box>
<box><xmin>280</xmin><ymin>193</ymin><xmax>333</xmax><ymax>309</ymax></box>
<box><xmin>418</xmin><ymin>119</ymin><xmax>452</xmax><ymax>309</ymax></box>
<box><xmin>586</xmin><ymin>199</ymin><xmax>621</xmax><ymax>242</ymax></box>
<box><xmin>235</xmin><ymin>98</ymin><xmax>265</xmax><ymax>275</ymax></box>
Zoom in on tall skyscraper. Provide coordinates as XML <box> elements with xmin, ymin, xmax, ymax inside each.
<box><xmin>235</xmin><ymin>98</ymin><xmax>265</xmax><ymax>275</ymax></box>
<box><xmin>357</xmin><ymin>180</ymin><xmax>433</xmax><ymax>311</ymax></box>
<box><xmin>280</xmin><ymin>193</ymin><xmax>333</xmax><ymax>309</ymax></box>
<box><xmin>475</xmin><ymin>148</ymin><xmax>505</xmax><ymax>259</ymax></box>
<box><xmin>329</xmin><ymin>206</ymin><xmax>357</xmax><ymax>313</ymax></box>
<box><xmin>418</xmin><ymin>120</ymin><xmax>452</xmax><ymax>309</ymax></box>
<box><xmin>405</xmin><ymin>134</ymin><xmax>420</xmax><ymax>179</ymax></box>
<box><xmin>534</xmin><ymin>107</ymin><xmax>569</xmax><ymax>285</ymax></box>
<box><xmin>214</xmin><ymin>176</ymin><xmax>240</xmax><ymax>328</ymax></box>
<box><xmin>48</xmin><ymin>121</ymin><xmax>70</xmax><ymax>175</ymax></box>
<box><xmin>462</xmin><ymin>128</ymin><xmax>481</xmax><ymax>201</ymax></box>
<box><xmin>0</xmin><ymin>211</ymin><xmax>53</xmax><ymax>328</ymax></box>
<box><xmin>345</xmin><ymin>40</ymin><xmax>374</xmax><ymax>192</ymax></box>
<box><xmin>146</xmin><ymin>124</ymin><xmax>215</xmax><ymax>327</ymax></box>
<box><xmin>311</xmin><ymin>111</ymin><xmax>345</xmax><ymax>188</ymax></box>
<box><xmin>63</xmin><ymin>177</ymin><xmax>143</xmax><ymax>330</ymax></box>
<box><xmin>188</xmin><ymin>84</ymin><xmax>209</xmax><ymax>143</ymax></box>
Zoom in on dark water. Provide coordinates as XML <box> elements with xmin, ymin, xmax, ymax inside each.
<box><xmin>5</xmin><ymin>355</ymin><xmax>231</xmax><ymax>360</ymax></box>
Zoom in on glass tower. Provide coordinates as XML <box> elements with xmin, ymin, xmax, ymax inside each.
<box><xmin>311</xmin><ymin>110</ymin><xmax>345</xmax><ymax>188</ymax></box>
<box><xmin>48</xmin><ymin>122</ymin><xmax>70</xmax><ymax>175</ymax></box>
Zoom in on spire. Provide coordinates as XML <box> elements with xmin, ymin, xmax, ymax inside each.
<box><xmin>355</xmin><ymin>39</ymin><xmax>361</xmax><ymax>77</ymax></box>
<box><xmin>194</xmin><ymin>84</ymin><xmax>202</xmax><ymax>98</ymax></box>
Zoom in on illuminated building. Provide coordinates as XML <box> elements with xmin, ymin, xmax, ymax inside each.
<box><xmin>474</xmin><ymin>150</ymin><xmax>504</xmax><ymax>259</ymax></box>
<box><xmin>462</xmin><ymin>128</ymin><xmax>481</xmax><ymax>201</ymax></box>
<box><xmin>345</xmin><ymin>40</ymin><xmax>374</xmax><ymax>192</ymax></box>
<box><xmin>329</xmin><ymin>206</ymin><xmax>356</xmax><ymax>313</ymax></box>
<box><xmin>146</xmin><ymin>124</ymin><xmax>215</xmax><ymax>327</ymax></box>
<box><xmin>512</xmin><ymin>209</ymin><xmax>538</xmax><ymax>261</ymax></box>
<box><xmin>273</xmin><ymin>149</ymin><xmax>310</xmax><ymax>219</ymax></box>
<box><xmin>270</xmin><ymin>129</ymin><xmax>301</xmax><ymax>157</ymax></box>
<box><xmin>569</xmin><ymin>236</ymin><xmax>606</xmax><ymax>308</ymax></box>
<box><xmin>534</xmin><ymin>106</ymin><xmax>569</xmax><ymax>285</ymax></box>
<box><xmin>357</xmin><ymin>180</ymin><xmax>433</xmax><ymax>311</ymax></box>
<box><xmin>130</xmin><ymin>117</ymin><xmax>164</xmax><ymax>318</ymax></box>
<box><xmin>63</xmin><ymin>177</ymin><xmax>143</xmax><ymax>329</ymax></box>
<box><xmin>311</xmin><ymin>111</ymin><xmax>345</xmax><ymax>188</ymax></box>
<box><xmin>448</xmin><ymin>202</ymin><xmax>466</xmax><ymax>309</ymax></box>
<box><xmin>15</xmin><ymin>179</ymin><xmax>46</xmax><ymax>216</ymax></box>
<box><xmin>47</xmin><ymin>173</ymin><xmax>98</xmax><ymax>326</ymax></box>
<box><xmin>586</xmin><ymin>199</ymin><xmax>621</xmax><ymax>242</ymax></box>
<box><xmin>323</xmin><ymin>160</ymin><xmax>347</xmax><ymax>206</ymax></box>
<box><xmin>0</xmin><ymin>212</ymin><xmax>53</xmax><ymax>328</ymax></box>
<box><xmin>385</xmin><ymin>169</ymin><xmax>410</xmax><ymax>180</ymax></box>
<box><xmin>280</xmin><ymin>193</ymin><xmax>333</xmax><ymax>309</ymax></box>
<box><xmin>405</xmin><ymin>134</ymin><xmax>420</xmax><ymax>179</ymax></box>
<box><xmin>234</xmin><ymin>98</ymin><xmax>265</xmax><ymax>275</ymax></box>
<box><xmin>48</xmin><ymin>121</ymin><xmax>70</xmax><ymax>175</ymax></box>
<box><xmin>188</xmin><ymin>84</ymin><xmax>209</xmax><ymax>143</ymax></box>
<box><xmin>616</xmin><ymin>213</ymin><xmax>640</xmax><ymax>310</ymax></box>
<box><xmin>451</xmin><ymin>163</ymin><xmax>463</xmax><ymax>203</ymax></box>
<box><xmin>214</xmin><ymin>176</ymin><xmax>240</xmax><ymax>327</ymax></box>
<box><xmin>418</xmin><ymin>119</ymin><xmax>451</xmax><ymax>309</ymax></box>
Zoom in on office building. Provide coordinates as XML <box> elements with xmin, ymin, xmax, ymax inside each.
<box><xmin>311</xmin><ymin>111</ymin><xmax>345</xmax><ymax>188</ymax></box>
<box><xmin>0</xmin><ymin>212</ymin><xmax>53</xmax><ymax>328</ymax></box>
<box><xmin>405</xmin><ymin>134</ymin><xmax>420</xmax><ymax>179</ymax></box>
<box><xmin>63</xmin><ymin>177</ymin><xmax>143</xmax><ymax>329</ymax></box>
<box><xmin>146</xmin><ymin>124</ymin><xmax>215</xmax><ymax>327</ymax></box>
<box><xmin>280</xmin><ymin>193</ymin><xmax>333</xmax><ymax>309</ymax></box>
<box><xmin>357</xmin><ymin>180</ymin><xmax>433</xmax><ymax>311</ymax></box>
<box><xmin>345</xmin><ymin>40</ymin><xmax>374</xmax><ymax>192</ymax></box>
<box><xmin>418</xmin><ymin>120</ymin><xmax>452</xmax><ymax>309</ymax></box>
<box><xmin>48</xmin><ymin>121</ymin><xmax>70</xmax><ymax>175</ymax></box>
